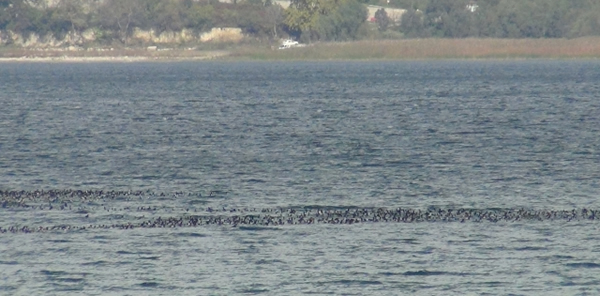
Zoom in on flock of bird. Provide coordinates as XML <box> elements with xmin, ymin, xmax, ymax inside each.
<box><xmin>1</xmin><ymin>190</ymin><xmax>598</xmax><ymax>234</ymax></box>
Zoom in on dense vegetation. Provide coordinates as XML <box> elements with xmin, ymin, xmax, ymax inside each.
<box><xmin>396</xmin><ymin>0</ymin><xmax>600</xmax><ymax>38</ymax></box>
<box><xmin>1</xmin><ymin>0</ymin><xmax>599</xmax><ymax>47</ymax></box>
<box><xmin>0</xmin><ymin>0</ymin><xmax>367</xmax><ymax>44</ymax></box>
<box><xmin>285</xmin><ymin>0</ymin><xmax>367</xmax><ymax>42</ymax></box>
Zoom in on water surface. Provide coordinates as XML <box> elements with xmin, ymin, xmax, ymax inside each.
<box><xmin>1</xmin><ymin>60</ymin><xmax>600</xmax><ymax>295</ymax></box>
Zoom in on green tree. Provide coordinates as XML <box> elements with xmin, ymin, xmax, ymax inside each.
<box><xmin>441</xmin><ymin>5</ymin><xmax>477</xmax><ymax>37</ymax></box>
<box><xmin>55</xmin><ymin>0</ymin><xmax>88</xmax><ymax>40</ymax></box>
<box><xmin>472</xmin><ymin>0</ymin><xmax>501</xmax><ymax>37</ymax></box>
<box><xmin>0</xmin><ymin>0</ymin><xmax>12</xmax><ymax>29</ymax></box>
<box><xmin>375</xmin><ymin>8</ymin><xmax>390</xmax><ymax>31</ymax></box>
<box><xmin>153</xmin><ymin>0</ymin><xmax>187</xmax><ymax>32</ymax></box>
<box><xmin>184</xmin><ymin>3</ymin><xmax>214</xmax><ymax>32</ymax></box>
<box><xmin>284</xmin><ymin>0</ymin><xmax>335</xmax><ymax>36</ymax></box>
<box><xmin>236</xmin><ymin>3</ymin><xmax>272</xmax><ymax>37</ymax></box>
<box><xmin>1</xmin><ymin>0</ymin><xmax>38</xmax><ymax>33</ymax></box>
<box><xmin>569</xmin><ymin>2</ymin><xmax>600</xmax><ymax>37</ymax></box>
<box><xmin>318</xmin><ymin>0</ymin><xmax>367</xmax><ymax>41</ymax></box>
<box><xmin>266</xmin><ymin>4</ymin><xmax>285</xmax><ymax>38</ymax></box>
<box><xmin>423</xmin><ymin>0</ymin><xmax>469</xmax><ymax>37</ymax></box>
<box><xmin>399</xmin><ymin>8</ymin><xmax>426</xmax><ymax>37</ymax></box>
<box><xmin>97</xmin><ymin>0</ymin><xmax>143</xmax><ymax>43</ymax></box>
<box><xmin>285</xmin><ymin>0</ymin><xmax>366</xmax><ymax>42</ymax></box>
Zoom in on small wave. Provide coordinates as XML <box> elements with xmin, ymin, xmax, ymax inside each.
<box><xmin>514</xmin><ymin>246</ymin><xmax>547</xmax><ymax>251</ymax></box>
<box><xmin>48</xmin><ymin>239</ymin><xmax>71</xmax><ymax>243</ymax></box>
<box><xmin>320</xmin><ymin>279</ymin><xmax>383</xmax><ymax>286</ymax></box>
<box><xmin>403</xmin><ymin>270</ymin><xmax>450</xmax><ymax>276</ymax></box>
<box><xmin>175</xmin><ymin>232</ymin><xmax>207</xmax><ymax>237</ymax></box>
<box><xmin>238</xmin><ymin>288</ymin><xmax>270</xmax><ymax>294</ymax></box>
<box><xmin>138</xmin><ymin>282</ymin><xmax>159</xmax><ymax>288</ymax></box>
<box><xmin>244</xmin><ymin>178</ymin><xmax>266</xmax><ymax>183</ymax></box>
<box><xmin>41</xmin><ymin>270</ymin><xmax>88</xmax><ymax>283</ymax></box>
<box><xmin>138</xmin><ymin>256</ymin><xmax>161</xmax><ymax>260</ymax></box>
<box><xmin>565</xmin><ymin>262</ymin><xmax>600</xmax><ymax>269</ymax></box>
<box><xmin>41</xmin><ymin>270</ymin><xmax>68</xmax><ymax>276</ymax></box>
<box><xmin>238</xmin><ymin>226</ymin><xmax>282</xmax><ymax>231</ymax></box>
<box><xmin>390</xmin><ymin>270</ymin><xmax>484</xmax><ymax>277</ymax></box>
<box><xmin>255</xmin><ymin>259</ymin><xmax>285</xmax><ymax>265</ymax></box>
<box><xmin>81</xmin><ymin>260</ymin><xmax>109</xmax><ymax>266</ymax></box>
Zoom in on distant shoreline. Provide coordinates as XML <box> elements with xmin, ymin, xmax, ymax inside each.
<box><xmin>0</xmin><ymin>55</ymin><xmax>226</xmax><ymax>63</ymax></box>
<box><xmin>2</xmin><ymin>37</ymin><xmax>600</xmax><ymax>62</ymax></box>
<box><xmin>0</xmin><ymin>48</ymin><xmax>231</xmax><ymax>63</ymax></box>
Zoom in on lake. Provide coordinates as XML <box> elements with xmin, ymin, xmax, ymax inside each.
<box><xmin>1</xmin><ymin>60</ymin><xmax>600</xmax><ymax>295</ymax></box>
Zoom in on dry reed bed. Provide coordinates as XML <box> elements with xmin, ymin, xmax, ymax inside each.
<box><xmin>236</xmin><ymin>37</ymin><xmax>600</xmax><ymax>60</ymax></box>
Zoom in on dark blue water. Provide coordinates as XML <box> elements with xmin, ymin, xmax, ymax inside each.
<box><xmin>1</xmin><ymin>60</ymin><xmax>600</xmax><ymax>295</ymax></box>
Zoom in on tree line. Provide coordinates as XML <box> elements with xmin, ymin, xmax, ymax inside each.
<box><xmin>0</xmin><ymin>0</ymin><xmax>366</xmax><ymax>45</ymax></box>
<box><xmin>1</xmin><ymin>0</ymin><xmax>289</xmax><ymax>43</ymax></box>
<box><xmin>1</xmin><ymin>0</ymin><xmax>600</xmax><ymax>47</ymax></box>
<box><xmin>395</xmin><ymin>0</ymin><xmax>600</xmax><ymax>38</ymax></box>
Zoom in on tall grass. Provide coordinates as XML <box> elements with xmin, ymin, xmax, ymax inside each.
<box><xmin>232</xmin><ymin>37</ymin><xmax>600</xmax><ymax>60</ymax></box>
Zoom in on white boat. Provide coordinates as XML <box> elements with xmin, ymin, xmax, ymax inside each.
<box><xmin>278</xmin><ymin>39</ymin><xmax>305</xmax><ymax>49</ymax></box>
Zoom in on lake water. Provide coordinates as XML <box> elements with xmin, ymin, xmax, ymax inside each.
<box><xmin>1</xmin><ymin>60</ymin><xmax>600</xmax><ymax>295</ymax></box>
